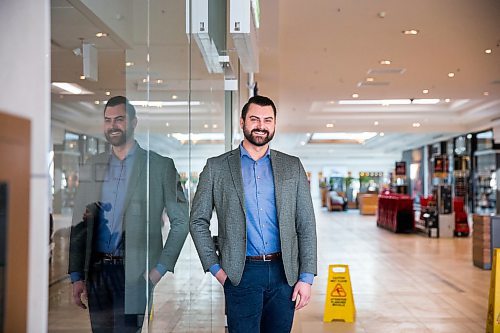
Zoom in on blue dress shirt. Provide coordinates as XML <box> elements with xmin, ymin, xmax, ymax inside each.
<box><xmin>210</xmin><ymin>144</ymin><xmax>314</xmax><ymax>285</ymax></box>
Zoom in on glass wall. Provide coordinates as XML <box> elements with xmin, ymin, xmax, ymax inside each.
<box><xmin>49</xmin><ymin>0</ymin><xmax>231</xmax><ymax>331</ymax></box>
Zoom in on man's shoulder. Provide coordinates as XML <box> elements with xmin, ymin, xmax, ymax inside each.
<box><xmin>206</xmin><ymin>148</ymin><xmax>238</xmax><ymax>164</ymax></box>
<box><xmin>271</xmin><ymin>149</ymin><xmax>300</xmax><ymax>162</ymax></box>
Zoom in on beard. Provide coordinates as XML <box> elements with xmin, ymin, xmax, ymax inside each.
<box><xmin>243</xmin><ymin>124</ymin><xmax>275</xmax><ymax>147</ymax></box>
<box><xmin>105</xmin><ymin>127</ymin><xmax>132</xmax><ymax>147</ymax></box>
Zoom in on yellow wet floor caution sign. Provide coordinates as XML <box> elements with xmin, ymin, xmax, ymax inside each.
<box><xmin>487</xmin><ymin>248</ymin><xmax>500</xmax><ymax>333</ymax></box>
<box><xmin>323</xmin><ymin>264</ymin><xmax>355</xmax><ymax>322</ymax></box>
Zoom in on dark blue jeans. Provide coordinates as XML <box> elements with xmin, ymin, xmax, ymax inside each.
<box><xmin>87</xmin><ymin>262</ymin><xmax>146</xmax><ymax>333</ymax></box>
<box><xmin>223</xmin><ymin>259</ymin><xmax>295</xmax><ymax>333</ymax></box>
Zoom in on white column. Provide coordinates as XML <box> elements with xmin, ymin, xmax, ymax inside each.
<box><xmin>0</xmin><ymin>1</ymin><xmax>51</xmax><ymax>332</ymax></box>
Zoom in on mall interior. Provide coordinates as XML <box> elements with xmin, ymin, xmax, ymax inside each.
<box><xmin>1</xmin><ymin>0</ymin><xmax>500</xmax><ymax>332</ymax></box>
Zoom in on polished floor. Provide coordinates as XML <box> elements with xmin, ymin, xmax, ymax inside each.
<box><xmin>48</xmin><ymin>205</ymin><xmax>491</xmax><ymax>332</ymax></box>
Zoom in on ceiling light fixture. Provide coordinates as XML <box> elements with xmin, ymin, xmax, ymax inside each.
<box><xmin>379</xmin><ymin>132</ymin><xmax>385</xmax><ymax>137</ymax></box>
<box><xmin>366</xmin><ymin>77</ymin><xmax>374</xmax><ymax>82</ymax></box>
<box><xmin>51</xmin><ymin>82</ymin><xmax>93</xmax><ymax>95</ymax></box>
<box><xmin>448</xmin><ymin>72</ymin><xmax>455</xmax><ymax>78</ymax></box>
<box><xmin>484</xmin><ymin>91</ymin><xmax>489</xmax><ymax>96</ymax></box>
<box><xmin>412</xmin><ymin>122</ymin><xmax>421</xmax><ymax>128</ymax></box>
<box><xmin>130</xmin><ymin>100</ymin><xmax>201</xmax><ymax>107</ymax></box>
<box><xmin>311</xmin><ymin>132</ymin><xmax>378</xmax><ymax>143</ymax></box>
<box><xmin>204</xmin><ymin>124</ymin><xmax>209</xmax><ymax>128</ymax></box>
<box><xmin>380</xmin><ymin>60</ymin><xmax>391</xmax><ymax>65</ymax></box>
<box><xmin>80</xmin><ymin>75</ymin><xmax>86</xmax><ymax>80</ymax></box>
<box><xmin>95</xmin><ymin>32</ymin><xmax>108</xmax><ymax>37</ymax></box>
<box><xmin>326</xmin><ymin>123</ymin><xmax>334</xmax><ymax>128</ymax></box>
<box><xmin>485</xmin><ymin>49</ymin><xmax>492</xmax><ymax>54</ymax></box>
<box><xmin>172</xmin><ymin>95</ymin><xmax>178</xmax><ymax>100</ymax></box>
<box><xmin>125</xmin><ymin>62</ymin><xmax>134</xmax><ymax>67</ymax></box>
<box><xmin>213</xmin><ymin>124</ymin><xmax>218</xmax><ymax>129</ymax></box>
<box><xmin>402</xmin><ymin>29</ymin><xmax>419</xmax><ymax>35</ymax></box>
<box><xmin>374</xmin><ymin>121</ymin><xmax>379</xmax><ymax>126</ymax></box>
<box><xmin>105</xmin><ymin>91</ymin><xmax>110</xmax><ymax>96</ymax></box>
<box><xmin>338</xmin><ymin>98</ymin><xmax>440</xmax><ymax>105</ymax></box>
<box><xmin>445</xmin><ymin>98</ymin><xmax>451</xmax><ymax>103</ymax></box>
<box><xmin>352</xmin><ymin>93</ymin><xmax>359</xmax><ymax>98</ymax></box>
<box><xmin>422</xmin><ymin>89</ymin><xmax>429</xmax><ymax>94</ymax></box>
<box><xmin>165</xmin><ymin>122</ymin><xmax>170</xmax><ymax>127</ymax></box>
<box><xmin>94</xmin><ymin>100</ymin><xmax>100</xmax><ymax>105</ymax></box>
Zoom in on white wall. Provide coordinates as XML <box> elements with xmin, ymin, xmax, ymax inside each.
<box><xmin>0</xmin><ymin>1</ymin><xmax>51</xmax><ymax>332</ymax></box>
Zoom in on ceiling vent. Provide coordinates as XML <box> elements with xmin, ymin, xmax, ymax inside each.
<box><xmin>367</xmin><ymin>68</ymin><xmax>406</xmax><ymax>75</ymax></box>
<box><xmin>357</xmin><ymin>81</ymin><xmax>390</xmax><ymax>87</ymax></box>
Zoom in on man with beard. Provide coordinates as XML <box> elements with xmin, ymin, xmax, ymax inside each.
<box><xmin>68</xmin><ymin>96</ymin><xmax>189</xmax><ymax>332</ymax></box>
<box><xmin>190</xmin><ymin>95</ymin><xmax>317</xmax><ymax>332</ymax></box>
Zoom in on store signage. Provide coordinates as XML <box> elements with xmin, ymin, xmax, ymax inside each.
<box><xmin>395</xmin><ymin>161</ymin><xmax>406</xmax><ymax>176</ymax></box>
<box><xmin>323</xmin><ymin>264</ymin><xmax>355</xmax><ymax>322</ymax></box>
<box><xmin>433</xmin><ymin>156</ymin><xmax>449</xmax><ymax>174</ymax></box>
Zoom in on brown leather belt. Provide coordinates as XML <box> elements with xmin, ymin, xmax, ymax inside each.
<box><xmin>93</xmin><ymin>253</ymin><xmax>124</xmax><ymax>265</ymax></box>
<box><xmin>246</xmin><ymin>252</ymin><xmax>282</xmax><ymax>262</ymax></box>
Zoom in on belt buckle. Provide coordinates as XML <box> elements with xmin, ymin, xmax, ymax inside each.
<box><xmin>102</xmin><ymin>253</ymin><xmax>113</xmax><ymax>263</ymax></box>
<box><xmin>262</xmin><ymin>254</ymin><xmax>270</xmax><ymax>262</ymax></box>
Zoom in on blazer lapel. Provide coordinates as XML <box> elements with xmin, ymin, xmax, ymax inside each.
<box><xmin>228</xmin><ymin>148</ymin><xmax>245</xmax><ymax>212</ymax></box>
<box><xmin>270</xmin><ymin>149</ymin><xmax>284</xmax><ymax>219</ymax></box>
<box><xmin>123</xmin><ymin>146</ymin><xmax>147</xmax><ymax>210</ymax></box>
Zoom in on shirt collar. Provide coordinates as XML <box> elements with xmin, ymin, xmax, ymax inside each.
<box><xmin>110</xmin><ymin>140</ymin><xmax>138</xmax><ymax>161</ymax></box>
<box><xmin>239</xmin><ymin>142</ymin><xmax>271</xmax><ymax>161</ymax></box>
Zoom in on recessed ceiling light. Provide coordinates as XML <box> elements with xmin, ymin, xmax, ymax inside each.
<box><xmin>380</xmin><ymin>60</ymin><xmax>391</xmax><ymax>65</ymax></box>
<box><xmin>142</xmin><ymin>78</ymin><xmax>149</xmax><ymax>83</ymax></box>
<box><xmin>212</xmin><ymin>124</ymin><xmax>218</xmax><ymax>129</ymax></box>
<box><xmin>125</xmin><ymin>62</ymin><xmax>135</xmax><ymax>67</ymax></box>
<box><xmin>374</xmin><ymin>121</ymin><xmax>379</xmax><ymax>126</ymax></box>
<box><xmin>172</xmin><ymin>95</ymin><xmax>178</xmax><ymax>100</ymax></box>
<box><xmin>94</xmin><ymin>100</ymin><xmax>100</xmax><ymax>105</ymax></box>
<box><xmin>366</xmin><ymin>77</ymin><xmax>375</xmax><ymax>82</ymax></box>
<box><xmin>402</xmin><ymin>29</ymin><xmax>419</xmax><ymax>35</ymax></box>
<box><xmin>422</xmin><ymin>89</ymin><xmax>429</xmax><ymax>94</ymax></box>
<box><xmin>204</xmin><ymin>124</ymin><xmax>209</xmax><ymax>128</ymax></box>
<box><xmin>448</xmin><ymin>72</ymin><xmax>455</xmax><ymax>78</ymax></box>
<box><xmin>445</xmin><ymin>98</ymin><xmax>451</xmax><ymax>103</ymax></box>
<box><xmin>165</xmin><ymin>122</ymin><xmax>170</xmax><ymax>127</ymax></box>
<box><xmin>466</xmin><ymin>134</ymin><xmax>472</xmax><ymax>139</ymax></box>
<box><xmin>352</xmin><ymin>93</ymin><xmax>359</xmax><ymax>98</ymax></box>
<box><xmin>379</xmin><ymin>132</ymin><xmax>385</xmax><ymax>137</ymax></box>
<box><xmin>412</xmin><ymin>122</ymin><xmax>421</xmax><ymax>128</ymax></box>
<box><xmin>485</xmin><ymin>49</ymin><xmax>492</xmax><ymax>54</ymax></box>
<box><xmin>95</xmin><ymin>32</ymin><xmax>108</xmax><ymax>37</ymax></box>
<box><xmin>484</xmin><ymin>91</ymin><xmax>489</xmax><ymax>96</ymax></box>
<box><xmin>80</xmin><ymin>75</ymin><xmax>86</xmax><ymax>80</ymax></box>
<box><xmin>105</xmin><ymin>91</ymin><xmax>110</xmax><ymax>96</ymax></box>
<box><xmin>156</xmin><ymin>79</ymin><xmax>163</xmax><ymax>84</ymax></box>
<box><xmin>326</xmin><ymin>123</ymin><xmax>334</xmax><ymax>128</ymax></box>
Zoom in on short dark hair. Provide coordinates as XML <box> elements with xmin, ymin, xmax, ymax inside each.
<box><xmin>241</xmin><ymin>95</ymin><xmax>277</xmax><ymax>120</ymax></box>
<box><xmin>104</xmin><ymin>96</ymin><xmax>137</xmax><ymax>119</ymax></box>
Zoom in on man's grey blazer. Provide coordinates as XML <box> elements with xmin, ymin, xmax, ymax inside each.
<box><xmin>190</xmin><ymin>147</ymin><xmax>317</xmax><ymax>286</ymax></box>
<box><xmin>68</xmin><ymin>144</ymin><xmax>189</xmax><ymax>314</ymax></box>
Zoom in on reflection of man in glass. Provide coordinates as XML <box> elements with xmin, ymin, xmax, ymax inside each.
<box><xmin>68</xmin><ymin>96</ymin><xmax>189</xmax><ymax>332</ymax></box>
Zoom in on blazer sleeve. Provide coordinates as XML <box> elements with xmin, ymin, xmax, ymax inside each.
<box><xmin>295</xmin><ymin>159</ymin><xmax>318</xmax><ymax>276</ymax></box>
<box><xmin>189</xmin><ymin>160</ymin><xmax>219</xmax><ymax>272</ymax></box>
<box><xmin>157</xmin><ymin>158</ymin><xmax>190</xmax><ymax>272</ymax></box>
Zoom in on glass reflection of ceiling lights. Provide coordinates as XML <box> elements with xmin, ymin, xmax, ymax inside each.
<box><xmin>51</xmin><ymin>82</ymin><xmax>94</xmax><ymax>95</ymax></box>
<box><xmin>310</xmin><ymin>132</ymin><xmax>378</xmax><ymax>144</ymax></box>
<box><xmin>171</xmin><ymin>133</ymin><xmax>224</xmax><ymax>144</ymax></box>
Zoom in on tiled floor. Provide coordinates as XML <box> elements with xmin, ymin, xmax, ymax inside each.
<box><xmin>48</xmin><ymin>206</ymin><xmax>490</xmax><ymax>332</ymax></box>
